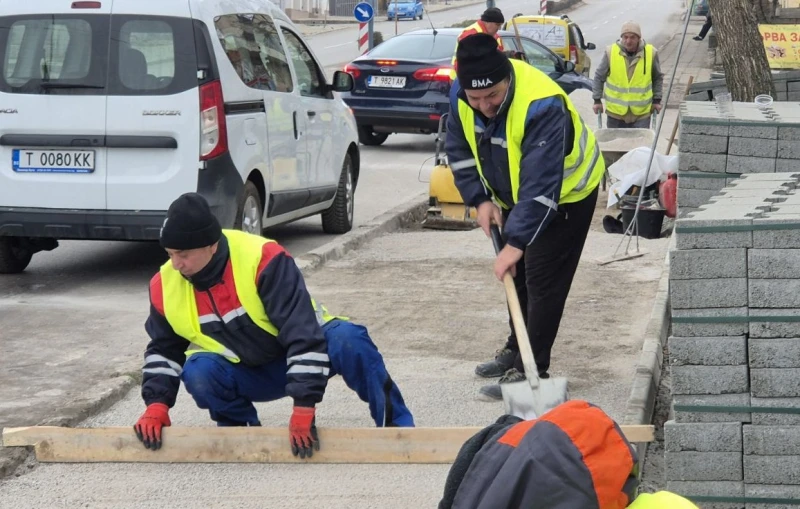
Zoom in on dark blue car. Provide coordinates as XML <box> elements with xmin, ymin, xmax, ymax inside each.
<box><xmin>341</xmin><ymin>28</ymin><xmax>592</xmax><ymax>146</ymax></box>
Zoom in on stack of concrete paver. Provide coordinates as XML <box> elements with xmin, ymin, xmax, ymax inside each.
<box><xmin>666</xmin><ymin>173</ymin><xmax>800</xmax><ymax>508</ymax></box>
<box><xmin>686</xmin><ymin>71</ymin><xmax>800</xmax><ymax>102</ymax></box>
<box><xmin>677</xmin><ymin>101</ymin><xmax>800</xmax><ymax>219</ymax></box>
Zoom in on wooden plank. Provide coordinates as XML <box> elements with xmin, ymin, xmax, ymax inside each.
<box><xmin>2</xmin><ymin>425</ymin><xmax>654</xmax><ymax>464</ymax></box>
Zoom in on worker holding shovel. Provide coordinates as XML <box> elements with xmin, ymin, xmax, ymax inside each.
<box><xmin>445</xmin><ymin>33</ymin><xmax>606</xmax><ymax>400</ymax></box>
<box><xmin>133</xmin><ymin>193</ymin><xmax>414</xmax><ymax>458</ymax></box>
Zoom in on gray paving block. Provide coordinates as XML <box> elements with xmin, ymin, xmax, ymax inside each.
<box><xmin>744</xmin><ymin>455</ymin><xmax>800</xmax><ymax>484</ymax></box>
<box><xmin>666</xmin><ymin>451</ymin><xmax>742</xmax><ymax>481</ymax></box>
<box><xmin>748</xmin><ymin>249</ymin><xmax>800</xmax><ymax>279</ymax></box>
<box><xmin>727</xmin><ymin>179</ymin><xmax>797</xmax><ymax>190</ymax></box>
<box><xmin>673</xmin><ymin>307</ymin><xmax>748</xmax><ymax>337</ymax></box>
<box><xmin>776</xmin><ymin>159</ymin><xmax>800</xmax><ymax>173</ymax></box>
<box><xmin>744</xmin><ymin>425</ymin><xmax>800</xmax><ymax>455</ymax></box>
<box><xmin>779</xmin><ymin>126</ymin><xmax>800</xmax><ymax>141</ymax></box>
<box><xmin>679</xmin><ymin>174</ymin><xmax>731</xmax><ymax>191</ymax></box>
<box><xmin>751</xmin><ymin>368</ymin><xmax>800</xmax><ymax>398</ymax></box>
<box><xmin>680</xmin><ymin>119</ymin><xmax>730</xmax><ymax>136</ymax></box>
<box><xmin>681</xmin><ymin>133</ymin><xmax>729</xmax><ymax>155</ymax></box>
<box><xmin>749</xmin><ymin>338</ymin><xmax>800</xmax><ymax>368</ymax></box>
<box><xmin>679</xmin><ymin>188</ymin><xmax>726</xmax><ymax>208</ymax></box>
<box><xmin>751</xmin><ymin>397</ymin><xmax>800</xmax><ymax>425</ymax></box>
<box><xmin>728</xmin><ymin>138</ymin><xmax>778</xmax><ymax>158</ymax></box>
<box><xmin>669</xmin><ymin>336</ymin><xmax>747</xmax><ymax>366</ymax></box>
<box><xmin>752</xmin><ymin>218</ymin><xmax>800</xmax><ymax>249</ymax></box>
<box><xmin>668</xmin><ymin>481</ymin><xmax>744</xmax><ymax>509</ymax></box>
<box><xmin>729</xmin><ymin>125</ymin><xmax>778</xmax><ymax>139</ymax></box>
<box><xmin>737</xmin><ymin>173</ymin><xmax>800</xmax><ymax>181</ymax></box>
<box><xmin>674</xmin><ymin>393</ymin><xmax>752</xmax><ymax>423</ymax></box>
<box><xmin>665</xmin><ymin>421</ymin><xmax>743</xmax><ymax>452</ymax></box>
<box><xmin>726</xmin><ymin>156</ymin><xmax>777</xmax><ymax>174</ymax></box>
<box><xmin>745</xmin><ymin>484</ymin><xmax>800</xmax><ymax>509</ymax></box>
<box><xmin>749</xmin><ymin>308</ymin><xmax>800</xmax><ymax>338</ymax></box>
<box><xmin>749</xmin><ymin>279</ymin><xmax>800</xmax><ymax>308</ymax></box>
<box><xmin>675</xmin><ymin>220</ymin><xmax>753</xmax><ymax>250</ymax></box>
<box><xmin>670</xmin><ymin>248</ymin><xmax>747</xmax><ymax>279</ymax></box>
<box><xmin>671</xmin><ymin>365</ymin><xmax>750</xmax><ymax>395</ymax></box>
<box><xmin>778</xmin><ymin>140</ymin><xmax>800</xmax><ymax>160</ymax></box>
<box><xmin>678</xmin><ymin>206</ymin><xmax>700</xmax><ymax>219</ymax></box>
<box><xmin>671</xmin><ymin>278</ymin><xmax>748</xmax><ymax>309</ymax></box>
<box><xmin>680</xmin><ymin>153</ymin><xmax>729</xmax><ymax>173</ymax></box>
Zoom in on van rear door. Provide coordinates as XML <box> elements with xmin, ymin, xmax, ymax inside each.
<box><xmin>105</xmin><ymin>1</ymin><xmax>200</xmax><ymax>211</ymax></box>
<box><xmin>0</xmin><ymin>2</ymin><xmax>111</xmax><ymax>210</ymax></box>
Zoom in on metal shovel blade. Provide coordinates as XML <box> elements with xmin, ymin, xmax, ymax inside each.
<box><xmin>501</xmin><ymin>376</ymin><xmax>569</xmax><ymax>421</ymax></box>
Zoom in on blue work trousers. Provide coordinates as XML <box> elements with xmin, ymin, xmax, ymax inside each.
<box><xmin>180</xmin><ymin>319</ymin><xmax>414</xmax><ymax>427</ymax></box>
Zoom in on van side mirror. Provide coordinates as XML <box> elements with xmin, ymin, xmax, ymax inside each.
<box><xmin>563</xmin><ymin>60</ymin><xmax>576</xmax><ymax>73</ymax></box>
<box><xmin>586</xmin><ymin>42</ymin><xmax>596</xmax><ymax>50</ymax></box>
<box><xmin>331</xmin><ymin>70</ymin><xmax>354</xmax><ymax>92</ymax></box>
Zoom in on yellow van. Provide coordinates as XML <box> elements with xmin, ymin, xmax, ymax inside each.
<box><xmin>503</xmin><ymin>14</ymin><xmax>595</xmax><ymax>76</ymax></box>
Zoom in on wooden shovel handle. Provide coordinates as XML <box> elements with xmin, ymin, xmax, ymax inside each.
<box><xmin>489</xmin><ymin>225</ymin><xmax>540</xmax><ymax>381</ymax></box>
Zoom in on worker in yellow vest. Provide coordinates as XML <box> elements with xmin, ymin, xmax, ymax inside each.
<box><xmin>592</xmin><ymin>21</ymin><xmax>664</xmax><ymax>128</ymax></box>
<box><xmin>133</xmin><ymin>193</ymin><xmax>414</xmax><ymax>458</ymax></box>
<box><xmin>444</xmin><ymin>34</ymin><xmax>605</xmax><ymax>400</ymax></box>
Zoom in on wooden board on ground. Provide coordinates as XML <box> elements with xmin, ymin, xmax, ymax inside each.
<box><xmin>2</xmin><ymin>425</ymin><xmax>654</xmax><ymax>464</ymax></box>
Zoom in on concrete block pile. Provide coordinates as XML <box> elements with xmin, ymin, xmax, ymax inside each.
<box><xmin>666</xmin><ymin>173</ymin><xmax>800</xmax><ymax>508</ymax></box>
<box><xmin>686</xmin><ymin>71</ymin><xmax>800</xmax><ymax>102</ymax></box>
<box><xmin>677</xmin><ymin>101</ymin><xmax>800</xmax><ymax>218</ymax></box>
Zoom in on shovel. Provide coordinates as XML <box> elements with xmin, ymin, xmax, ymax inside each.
<box><xmin>489</xmin><ymin>224</ymin><xmax>569</xmax><ymax>420</ymax></box>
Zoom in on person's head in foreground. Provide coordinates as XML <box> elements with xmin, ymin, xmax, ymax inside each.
<box><xmin>439</xmin><ymin>399</ymin><xmax>700</xmax><ymax>509</ymax></box>
<box><xmin>159</xmin><ymin>192</ymin><xmax>222</xmax><ymax>277</ymax></box>
<box><xmin>620</xmin><ymin>21</ymin><xmax>642</xmax><ymax>53</ymax></box>
<box><xmin>455</xmin><ymin>33</ymin><xmax>513</xmax><ymax>119</ymax></box>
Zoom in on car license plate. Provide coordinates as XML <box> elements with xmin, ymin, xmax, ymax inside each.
<box><xmin>368</xmin><ymin>75</ymin><xmax>406</xmax><ymax>88</ymax></box>
<box><xmin>12</xmin><ymin>149</ymin><xmax>96</xmax><ymax>174</ymax></box>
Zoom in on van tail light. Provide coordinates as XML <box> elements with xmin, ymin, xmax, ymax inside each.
<box><xmin>569</xmin><ymin>45</ymin><xmax>578</xmax><ymax>64</ymax></box>
<box><xmin>344</xmin><ymin>63</ymin><xmax>361</xmax><ymax>79</ymax></box>
<box><xmin>199</xmin><ymin>80</ymin><xmax>228</xmax><ymax>161</ymax></box>
<box><xmin>413</xmin><ymin>67</ymin><xmax>453</xmax><ymax>82</ymax></box>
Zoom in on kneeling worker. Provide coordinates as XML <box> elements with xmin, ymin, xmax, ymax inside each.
<box><xmin>445</xmin><ymin>34</ymin><xmax>605</xmax><ymax>399</ymax></box>
<box><xmin>133</xmin><ymin>193</ymin><xmax>414</xmax><ymax>458</ymax></box>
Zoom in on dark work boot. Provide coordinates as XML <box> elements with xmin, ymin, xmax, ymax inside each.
<box><xmin>477</xmin><ymin>368</ymin><xmax>550</xmax><ymax>401</ymax></box>
<box><xmin>475</xmin><ymin>347</ymin><xmax>517</xmax><ymax>378</ymax></box>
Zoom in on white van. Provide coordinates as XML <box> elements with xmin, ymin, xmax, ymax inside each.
<box><xmin>0</xmin><ymin>0</ymin><xmax>360</xmax><ymax>273</ymax></box>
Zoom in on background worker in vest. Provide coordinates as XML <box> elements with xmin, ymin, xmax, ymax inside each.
<box><xmin>451</xmin><ymin>8</ymin><xmax>505</xmax><ymax>74</ymax></box>
<box><xmin>591</xmin><ymin>21</ymin><xmax>664</xmax><ymax>128</ymax></box>
<box><xmin>133</xmin><ymin>193</ymin><xmax>414</xmax><ymax>458</ymax></box>
<box><xmin>445</xmin><ymin>34</ymin><xmax>605</xmax><ymax>400</ymax></box>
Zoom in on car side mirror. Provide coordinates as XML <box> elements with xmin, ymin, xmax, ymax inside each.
<box><xmin>331</xmin><ymin>70</ymin><xmax>354</xmax><ymax>92</ymax></box>
<box><xmin>586</xmin><ymin>42</ymin><xmax>596</xmax><ymax>50</ymax></box>
<box><xmin>563</xmin><ymin>60</ymin><xmax>576</xmax><ymax>73</ymax></box>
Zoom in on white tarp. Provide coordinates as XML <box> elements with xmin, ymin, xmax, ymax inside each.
<box><xmin>606</xmin><ymin>147</ymin><xmax>678</xmax><ymax>207</ymax></box>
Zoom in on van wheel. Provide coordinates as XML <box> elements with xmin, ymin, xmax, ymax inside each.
<box><xmin>234</xmin><ymin>181</ymin><xmax>263</xmax><ymax>235</ymax></box>
<box><xmin>321</xmin><ymin>154</ymin><xmax>355</xmax><ymax>234</ymax></box>
<box><xmin>0</xmin><ymin>237</ymin><xmax>33</xmax><ymax>274</ymax></box>
<box><xmin>357</xmin><ymin>126</ymin><xmax>389</xmax><ymax>146</ymax></box>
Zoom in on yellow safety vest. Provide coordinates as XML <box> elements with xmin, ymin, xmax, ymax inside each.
<box><xmin>627</xmin><ymin>491</ymin><xmax>699</xmax><ymax>509</ymax></box>
<box><xmin>604</xmin><ymin>43</ymin><xmax>654</xmax><ymax>117</ymax></box>
<box><xmin>456</xmin><ymin>59</ymin><xmax>605</xmax><ymax>209</ymax></box>
<box><xmin>160</xmin><ymin>229</ymin><xmax>342</xmax><ymax>363</ymax></box>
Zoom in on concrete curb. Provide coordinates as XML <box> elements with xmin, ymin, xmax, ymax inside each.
<box><xmin>295</xmin><ymin>192</ymin><xmax>429</xmax><ymax>275</ymax></box>
<box><xmin>622</xmin><ymin>234</ymin><xmax>674</xmax><ymax>470</ymax></box>
<box><xmin>0</xmin><ymin>373</ymin><xmax>139</xmax><ymax>480</ymax></box>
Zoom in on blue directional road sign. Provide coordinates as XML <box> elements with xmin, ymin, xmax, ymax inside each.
<box><xmin>353</xmin><ymin>2</ymin><xmax>374</xmax><ymax>23</ymax></box>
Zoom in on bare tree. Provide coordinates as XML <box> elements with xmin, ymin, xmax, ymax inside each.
<box><xmin>708</xmin><ymin>0</ymin><xmax>777</xmax><ymax>101</ymax></box>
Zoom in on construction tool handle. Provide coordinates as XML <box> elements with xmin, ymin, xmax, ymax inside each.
<box><xmin>489</xmin><ymin>225</ymin><xmax>540</xmax><ymax>383</ymax></box>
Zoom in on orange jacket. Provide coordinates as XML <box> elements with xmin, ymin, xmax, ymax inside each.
<box><xmin>451</xmin><ymin>21</ymin><xmax>504</xmax><ymax>72</ymax></box>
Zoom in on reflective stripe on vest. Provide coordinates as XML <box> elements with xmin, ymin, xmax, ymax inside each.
<box><xmin>456</xmin><ymin>59</ymin><xmax>605</xmax><ymax>210</ymax></box>
<box><xmin>159</xmin><ymin>229</ymin><xmax>342</xmax><ymax>362</ymax></box>
<box><xmin>604</xmin><ymin>43</ymin><xmax>654</xmax><ymax>117</ymax></box>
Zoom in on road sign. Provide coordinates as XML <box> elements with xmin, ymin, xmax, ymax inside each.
<box><xmin>354</xmin><ymin>2</ymin><xmax>374</xmax><ymax>23</ymax></box>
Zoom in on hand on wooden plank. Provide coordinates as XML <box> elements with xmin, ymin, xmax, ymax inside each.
<box><xmin>289</xmin><ymin>406</ymin><xmax>320</xmax><ymax>459</ymax></box>
<box><xmin>133</xmin><ymin>403</ymin><xmax>171</xmax><ymax>451</ymax></box>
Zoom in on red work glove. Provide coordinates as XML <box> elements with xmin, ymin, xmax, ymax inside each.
<box><xmin>289</xmin><ymin>406</ymin><xmax>319</xmax><ymax>459</ymax></box>
<box><xmin>134</xmin><ymin>403</ymin><xmax>171</xmax><ymax>451</ymax></box>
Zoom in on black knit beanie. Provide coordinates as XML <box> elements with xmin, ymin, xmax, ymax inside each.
<box><xmin>480</xmin><ymin>7</ymin><xmax>504</xmax><ymax>24</ymax></box>
<box><xmin>159</xmin><ymin>192</ymin><xmax>222</xmax><ymax>250</ymax></box>
<box><xmin>456</xmin><ymin>33</ymin><xmax>512</xmax><ymax>90</ymax></box>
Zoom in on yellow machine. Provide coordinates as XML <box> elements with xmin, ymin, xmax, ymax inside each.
<box><xmin>422</xmin><ymin>113</ymin><xmax>478</xmax><ymax>230</ymax></box>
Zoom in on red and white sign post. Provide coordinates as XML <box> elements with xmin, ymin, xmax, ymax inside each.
<box><xmin>540</xmin><ymin>0</ymin><xmax>547</xmax><ymax>14</ymax></box>
<box><xmin>358</xmin><ymin>21</ymin><xmax>369</xmax><ymax>54</ymax></box>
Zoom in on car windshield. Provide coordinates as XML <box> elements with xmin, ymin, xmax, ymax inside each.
<box><xmin>368</xmin><ymin>33</ymin><xmax>457</xmax><ymax>60</ymax></box>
